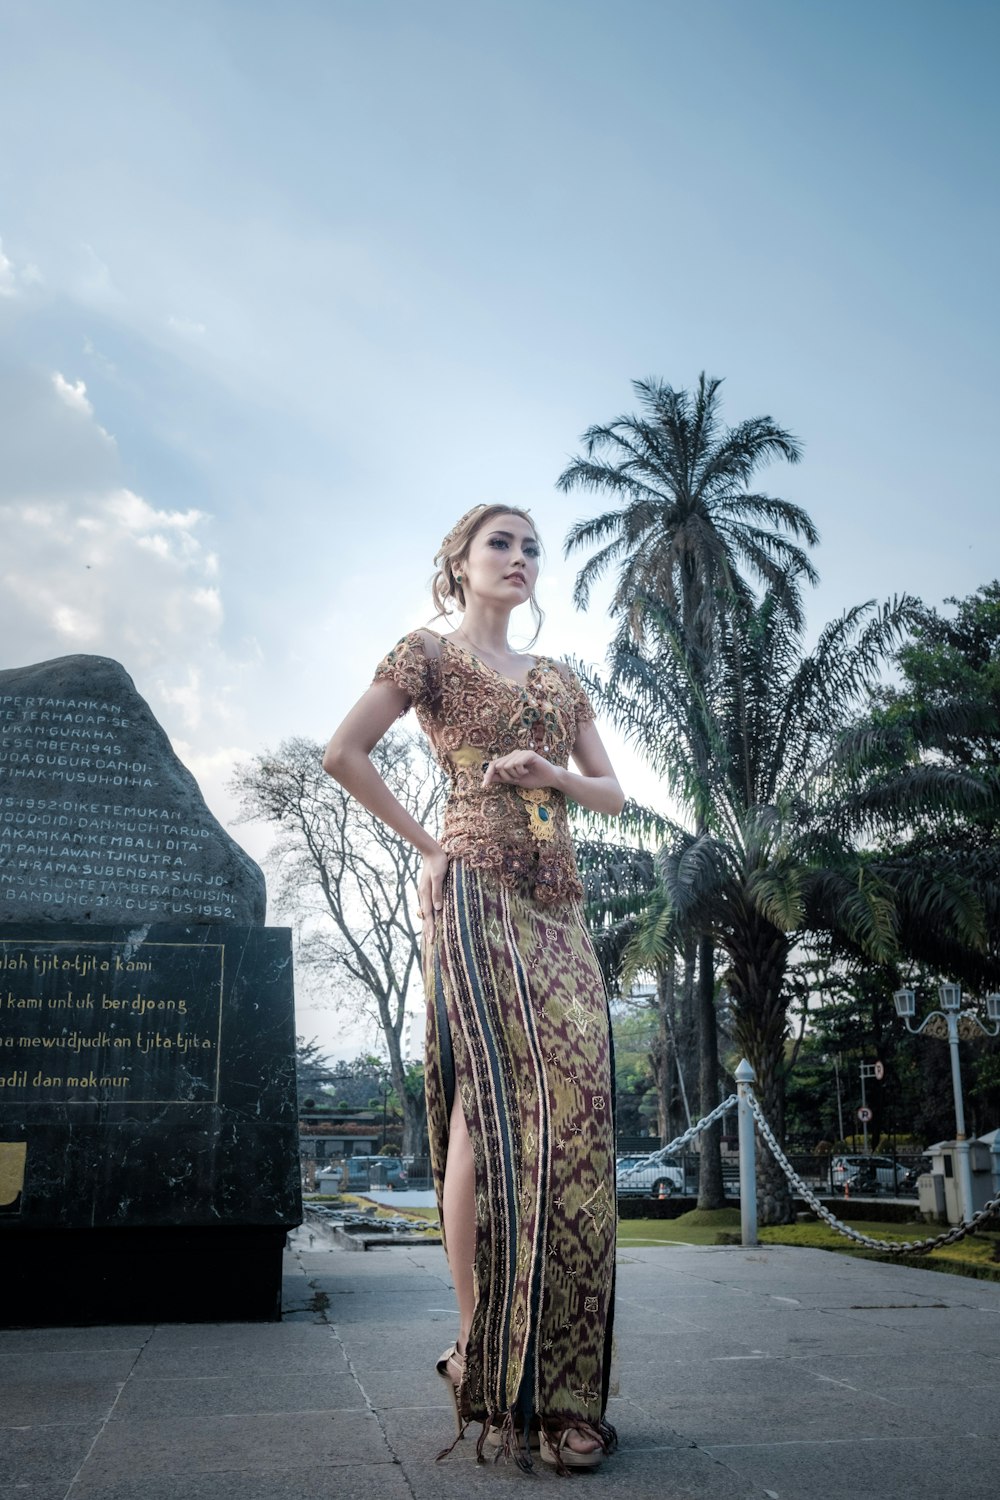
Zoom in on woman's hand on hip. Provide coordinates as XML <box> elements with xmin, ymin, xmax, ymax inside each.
<box><xmin>418</xmin><ymin>845</ymin><xmax>450</xmax><ymax>943</ymax></box>
<box><xmin>483</xmin><ymin>750</ymin><xmax>562</xmax><ymax>791</ymax></box>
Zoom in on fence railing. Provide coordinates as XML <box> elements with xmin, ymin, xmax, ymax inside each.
<box><xmin>630</xmin><ymin>1060</ymin><xmax>1000</xmax><ymax>1256</ymax></box>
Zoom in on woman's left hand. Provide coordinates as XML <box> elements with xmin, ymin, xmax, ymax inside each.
<box><xmin>482</xmin><ymin>750</ymin><xmax>562</xmax><ymax>790</ymax></box>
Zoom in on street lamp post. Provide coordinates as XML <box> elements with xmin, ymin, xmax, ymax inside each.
<box><xmin>893</xmin><ymin>986</ymin><xmax>1000</xmax><ymax>1224</ymax></box>
<box><xmin>830</xmin><ymin>1054</ymin><xmax>845</xmax><ymax>1146</ymax></box>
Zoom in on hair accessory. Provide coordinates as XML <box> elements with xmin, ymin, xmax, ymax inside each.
<box><xmin>438</xmin><ymin>504</ymin><xmax>489</xmax><ymax>557</ymax></box>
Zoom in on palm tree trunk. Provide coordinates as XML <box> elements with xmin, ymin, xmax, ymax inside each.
<box><xmin>696</xmin><ymin>934</ymin><xmax>725</xmax><ymax>1208</ymax></box>
<box><xmin>678</xmin><ymin>947</ymin><xmax>697</xmax><ymax>1137</ymax></box>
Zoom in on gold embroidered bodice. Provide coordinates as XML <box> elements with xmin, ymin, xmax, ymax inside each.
<box><xmin>372</xmin><ymin>630</ymin><xmax>594</xmax><ymax>906</ymax></box>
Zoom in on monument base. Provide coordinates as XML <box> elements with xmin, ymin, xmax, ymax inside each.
<box><xmin>1</xmin><ymin>1226</ymin><xmax>289</xmax><ymax>1326</ymax></box>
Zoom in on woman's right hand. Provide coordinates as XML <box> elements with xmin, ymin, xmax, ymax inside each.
<box><xmin>418</xmin><ymin>845</ymin><xmax>450</xmax><ymax>944</ymax></box>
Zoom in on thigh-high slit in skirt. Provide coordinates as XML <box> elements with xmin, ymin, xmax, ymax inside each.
<box><xmin>424</xmin><ymin>859</ymin><xmax>617</xmax><ymax>1461</ymax></box>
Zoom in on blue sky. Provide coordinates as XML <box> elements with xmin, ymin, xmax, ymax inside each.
<box><xmin>1</xmin><ymin>0</ymin><xmax>997</xmax><ymax>1055</ymax></box>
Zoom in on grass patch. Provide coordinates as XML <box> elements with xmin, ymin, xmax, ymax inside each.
<box><xmin>615</xmin><ymin>1206</ymin><xmax>1000</xmax><ymax>1282</ymax></box>
<box><xmin>617</xmin><ymin>1208</ymin><xmax>741</xmax><ymax>1247</ymax></box>
<box><xmin>759</xmin><ymin>1219</ymin><xmax>1000</xmax><ymax>1280</ymax></box>
<box><xmin>339</xmin><ymin>1194</ymin><xmax>441</xmax><ymax>1234</ymax></box>
<box><xmin>674</xmin><ymin>1207</ymin><xmax>742</xmax><ymax>1229</ymax></box>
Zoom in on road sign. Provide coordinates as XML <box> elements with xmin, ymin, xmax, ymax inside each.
<box><xmin>857</xmin><ymin>1106</ymin><xmax>873</xmax><ymax>1123</ymax></box>
<box><xmin>873</xmin><ymin>1061</ymin><xmax>885</xmax><ymax>1081</ymax></box>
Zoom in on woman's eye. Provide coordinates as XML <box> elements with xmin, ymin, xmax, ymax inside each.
<box><xmin>488</xmin><ymin>537</ymin><xmax>509</xmax><ymax>549</ymax></box>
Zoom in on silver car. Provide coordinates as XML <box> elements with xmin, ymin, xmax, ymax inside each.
<box><xmin>830</xmin><ymin>1154</ymin><xmax>909</xmax><ymax>1192</ymax></box>
<box><xmin>616</xmin><ymin>1151</ymin><xmax>685</xmax><ymax>1199</ymax></box>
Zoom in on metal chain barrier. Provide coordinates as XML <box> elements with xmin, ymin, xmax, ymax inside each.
<box><xmin>651</xmin><ymin>1094</ymin><xmax>739</xmax><ymax>1160</ymax></box>
<box><xmin>745</xmin><ymin>1086</ymin><xmax>1000</xmax><ymax>1254</ymax></box>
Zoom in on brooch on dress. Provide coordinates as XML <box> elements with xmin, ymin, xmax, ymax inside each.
<box><xmin>517</xmin><ymin>786</ymin><xmax>556</xmax><ymax>841</ymax></box>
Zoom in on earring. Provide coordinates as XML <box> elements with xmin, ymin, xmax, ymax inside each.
<box><xmin>455</xmin><ymin>574</ymin><xmax>463</xmax><ymax>583</ymax></box>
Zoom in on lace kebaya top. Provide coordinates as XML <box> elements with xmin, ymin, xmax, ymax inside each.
<box><xmin>372</xmin><ymin>630</ymin><xmax>595</xmax><ymax>907</ymax></box>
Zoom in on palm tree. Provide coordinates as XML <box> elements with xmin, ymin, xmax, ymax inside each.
<box><xmin>581</xmin><ymin>586</ymin><xmax>996</xmax><ymax>1222</ymax></box>
<box><xmin>560</xmin><ymin>375</ymin><xmax>817</xmax><ymax>1205</ymax></box>
<box><xmin>559</xmin><ymin>374</ymin><xmax>817</xmax><ymax>639</ymax></box>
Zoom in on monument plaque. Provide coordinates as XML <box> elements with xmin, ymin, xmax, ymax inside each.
<box><xmin>0</xmin><ymin>654</ymin><xmax>265</xmax><ymax>925</ymax></box>
<box><xmin>1</xmin><ymin>936</ymin><xmax>225</xmax><ymax>1105</ymax></box>
<box><xmin>0</xmin><ymin>656</ymin><xmax>300</xmax><ymax>1325</ymax></box>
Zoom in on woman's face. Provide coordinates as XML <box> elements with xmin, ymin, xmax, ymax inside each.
<box><xmin>460</xmin><ymin>514</ymin><xmax>540</xmax><ymax>610</ymax></box>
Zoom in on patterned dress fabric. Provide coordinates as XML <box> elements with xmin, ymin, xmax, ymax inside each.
<box><xmin>373</xmin><ymin>632</ymin><xmax>617</xmax><ymax>1460</ymax></box>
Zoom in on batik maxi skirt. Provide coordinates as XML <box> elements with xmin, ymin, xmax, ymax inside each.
<box><xmin>424</xmin><ymin>859</ymin><xmax>617</xmax><ymax>1461</ymax></box>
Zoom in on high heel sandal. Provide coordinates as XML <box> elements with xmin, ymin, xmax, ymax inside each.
<box><xmin>538</xmin><ymin>1427</ymin><xmax>605</xmax><ymax>1471</ymax></box>
<box><xmin>435</xmin><ymin>1344</ymin><xmax>465</xmax><ymax>1438</ymax></box>
<box><xmin>483</xmin><ymin>1419</ymin><xmax>540</xmax><ymax>1454</ymax></box>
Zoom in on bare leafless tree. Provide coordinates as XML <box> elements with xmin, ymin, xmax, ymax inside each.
<box><xmin>231</xmin><ymin>731</ymin><xmax>445</xmax><ymax>1153</ymax></box>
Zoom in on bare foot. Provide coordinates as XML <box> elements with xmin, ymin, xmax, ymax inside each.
<box><xmin>564</xmin><ymin>1428</ymin><xmax>602</xmax><ymax>1455</ymax></box>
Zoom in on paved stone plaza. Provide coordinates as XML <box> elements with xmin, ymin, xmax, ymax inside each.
<box><xmin>3</xmin><ymin>1233</ymin><xmax>998</xmax><ymax>1499</ymax></box>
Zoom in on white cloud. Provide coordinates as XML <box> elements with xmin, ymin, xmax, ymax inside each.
<box><xmin>107</xmin><ymin>488</ymin><xmax>205</xmax><ymax>538</ymax></box>
<box><xmin>52</xmin><ymin>370</ymin><xmax>94</xmax><ymax>417</ymax></box>
<box><xmin>167</xmin><ymin>314</ymin><xmax>207</xmax><ymax>337</ymax></box>
<box><xmin>0</xmin><ymin>490</ymin><xmax>220</xmax><ymax>664</ymax></box>
<box><xmin>0</xmin><ymin>239</ymin><xmax>16</xmax><ymax>297</ymax></box>
<box><xmin>159</xmin><ymin>667</ymin><xmax>206</xmax><ymax>731</ymax></box>
<box><xmin>0</xmin><ymin>376</ymin><xmax>227</xmax><ymax>742</ymax></box>
<box><xmin>192</xmin><ymin>586</ymin><xmax>224</xmax><ymax>623</ymax></box>
<box><xmin>0</xmin><ymin>237</ymin><xmax>43</xmax><ymax>298</ymax></box>
<box><xmin>51</xmin><ymin>603</ymin><xmax>101</xmax><ymax>642</ymax></box>
<box><xmin>51</xmin><ymin>370</ymin><xmax>116</xmax><ymax>445</ymax></box>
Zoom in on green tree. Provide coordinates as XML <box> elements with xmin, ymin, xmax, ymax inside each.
<box><xmin>583</xmin><ymin>586</ymin><xmax>996</xmax><ymax>1221</ymax></box>
<box><xmin>295</xmin><ymin>1034</ymin><xmax>339</xmax><ymax>1107</ymax></box>
<box><xmin>560</xmin><ymin>374</ymin><xmax>816</xmax><ymax>1207</ymax></box>
<box><xmin>879</xmin><ymin>581</ymin><xmax>1000</xmax><ymax>772</ymax></box>
<box><xmin>854</xmin><ymin>583</ymin><xmax>1000</xmax><ymax>992</ymax></box>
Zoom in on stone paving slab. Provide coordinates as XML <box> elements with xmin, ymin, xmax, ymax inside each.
<box><xmin>0</xmin><ymin>1326</ymin><xmax>153</xmax><ymax>1353</ymax></box>
<box><xmin>65</xmin><ymin>1464</ymin><xmax>414</xmax><ymax>1500</ymax></box>
<box><xmin>108</xmin><ymin>1369</ymin><xmax>365</xmax><ymax>1420</ymax></box>
<box><xmin>72</xmin><ymin>1409</ymin><xmax>392</xmax><ymax>1485</ymax></box>
<box><xmin>3</xmin><ymin>1237</ymin><xmax>1000</xmax><ymax>1498</ymax></box>
<box><xmin>705</xmin><ymin>1434</ymin><xmax>998</xmax><ymax>1500</ymax></box>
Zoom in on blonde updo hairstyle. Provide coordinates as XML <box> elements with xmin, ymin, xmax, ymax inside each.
<box><xmin>431</xmin><ymin>504</ymin><xmax>544</xmax><ymax>646</ymax></box>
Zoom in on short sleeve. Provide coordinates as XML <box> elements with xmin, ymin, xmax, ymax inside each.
<box><xmin>554</xmin><ymin>661</ymin><xmax>595</xmax><ymax>729</ymax></box>
<box><xmin>372</xmin><ymin>632</ymin><xmax>437</xmax><ymax>717</ymax></box>
<box><xmin>571</xmin><ymin>670</ymin><xmax>595</xmax><ymax>727</ymax></box>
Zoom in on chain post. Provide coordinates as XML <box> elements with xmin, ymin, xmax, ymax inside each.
<box><xmin>742</xmin><ymin>1085</ymin><xmax>1000</xmax><ymax>1254</ymax></box>
<box><xmin>647</xmin><ymin>1079</ymin><xmax>1000</xmax><ymax>1256</ymax></box>
<box><xmin>644</xmin><ymin>1095</ymin><xmax>738</xmax><ymax>1163</ymax></box>
<box><xmin>735</xmin><ymin>1059</ymin><xmax>758</xmax><ymax>1246</ymax></box>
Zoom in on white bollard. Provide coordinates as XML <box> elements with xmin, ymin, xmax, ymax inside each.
<box><xmin>735</xmin><ymin>1058</ymin><xmax>758</xmax><ymax>1247</ymax></box>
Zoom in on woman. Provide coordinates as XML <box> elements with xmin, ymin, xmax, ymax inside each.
<box><xmin>323</xmin><ymin>504</ymin><xmax>624</xmax><ymax>1471</ymax></box>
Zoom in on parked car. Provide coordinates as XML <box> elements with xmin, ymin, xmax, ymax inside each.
<box><xmin>830</xmin><ymin>1154</ymin><xmax>910</xmax><ymax>1193</ymax></box>
<box><xmin>616</xmin><ymin>1151</ymin><xmax>685</xmax><ymax>1199</ymax></box>
<box><xmin>344</xmin><ymin>1155</ymin><xmax>408</xmax><ymax>1191</ymax></box>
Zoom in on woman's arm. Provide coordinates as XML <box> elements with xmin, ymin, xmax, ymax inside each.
<box><xmin>557</xmin><ymin>716</ymin><xmax>625</xmax><ymax>815</ymax></box>
<box><xmin>482</xmin><ymin>718</ymin><xmax>624</xmax><ymax>816</ymax></box>
<box><xmin>322</xmin><ymin>682</ymin><xmax>450</xmax><ymax>925</ymax></box>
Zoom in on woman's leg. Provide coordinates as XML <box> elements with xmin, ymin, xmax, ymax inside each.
<box><xmin>442</xmin><ymin>1090</ymin><xmax>597</xmax><ymax>1454</ymax></box>
<box><xmin>442</xmin><ymin>1091</ymin><xmax>476</xmax><ymax>1354</ymax></box>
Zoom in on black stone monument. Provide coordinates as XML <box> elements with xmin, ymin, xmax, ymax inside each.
<box><xmin>0</xmin><ymin>656</ymin><xmax>301</xmax><ymax>1325</ymax></box>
